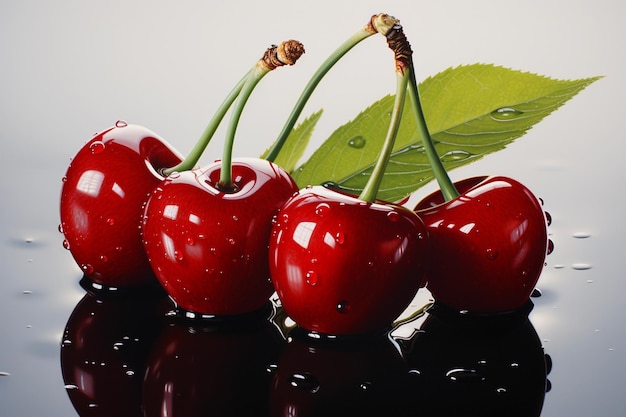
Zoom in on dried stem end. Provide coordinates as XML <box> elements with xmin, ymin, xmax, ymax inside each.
<box><xmin>262</xmin><ymin>40</ymin><xmax>305</xmax><ymax>70</ymax></box>
<box><xmin>368</xmin><ymin>13</ymin><xmax>400</xmax><ymax>36</ymax></box>
<box><xmin>385</xmin><ymin>23</ymin><xmax>413</xmax><ymax>74</ymax></box>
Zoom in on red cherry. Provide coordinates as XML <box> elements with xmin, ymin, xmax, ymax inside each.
<box><xmin>141</xmin><ymin>157</ymin><xmax>298</xmax><ymax>315</ymax></box>
<box><xmin>269</xmin><ymin>185</ymin><xmax>429</xmax><ymax>336</ymax></box>
<box><xmin>414</xmin><ymin>176</ymin><xmax>549</xmax><ymax>313</ymax></box>
<box><xmin>60</xmin><ymin>123</ymin><xmax>182</xmax><ymax>288</ymax></box>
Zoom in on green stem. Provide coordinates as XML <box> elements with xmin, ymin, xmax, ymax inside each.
<box><xmin>358</xmin><ymin>69</ymin><xmax>408</xmax><ymax>202</ymax></box>
<box><xmin>264</xmin><ymin>28</ymin><xmax>377</xmax><ymax>162</ymax></box>
<box><xmin>407</xmin><ymin>62</ymin><xmax>459</xmax><ymax>201</ymax></box>
<box><xmin>162</xmin><ymin>71</ymin><xmax>250</xmax><ymax>176</ymax></box>
<box><xmin>218</xmin><ymin>64</ymin><xmax>271</xmax><ymax>189</ymax></box>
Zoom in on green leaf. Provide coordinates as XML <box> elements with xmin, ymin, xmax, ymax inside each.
<box><xmin>261</xmin><ymin>109</ymin><xmax>323</xmax><ymax>172</ymax></box>
<box><xmin>291</xmin><ymin>64</ymin><xmax>601</xmax><ymax>202</ymax></box>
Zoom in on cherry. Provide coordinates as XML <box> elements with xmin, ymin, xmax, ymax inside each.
<box><xmin>141</xmin><ymin>41</ymin><xmax>304</xmax><ymax>316</ymax></box>
<box><xmin>141</xmin><ymin>157</ymin><xmax>298</xmax><ymax>315</ymax></box>
<box><xmin>59</xmin><ymin>122</ymin><xmax>183</xmax><ymax>288</ymax></box>
<box><xmin>269</xmin><ymin>18</ymin><xmax>428</xmax><ymax>336</ymax></box>
<box><xmin>414</xmin><ymin>176</ymin><xmax>549</xmax><ymax>313</ymax></box>
<box><xmin>269</xmin><ymin>186</ymin><xmax>428</xmax><ymax>335</ymax></box>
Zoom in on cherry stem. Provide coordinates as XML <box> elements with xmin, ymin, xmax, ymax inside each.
<box><xmin>218</xmin><ymin>40</ymin><xmax>305</xmax><ymax>189</ymax></box>
<box><xmin>264</xmin><ymin>14</ymin><xmax>400</xmax><ymax>162</ymax></box>
<box><xmin>162</xmin><ymin>71</ymin><xmax>249</xmax><ymax>176</ymax></box>
<box><xmin>358</xmin><ymin>69</ymin><xmax>408</xmax><ymax>202</ymax></box>
<box><xmin>407</xmin><ymin>65</ymin><xmax>459</xmax><ymax>201</ymax></box>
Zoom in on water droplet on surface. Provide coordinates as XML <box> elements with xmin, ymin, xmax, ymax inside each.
<box><xmin>335</xmin><ymin>231</ymin><xmax>345</xmax><ymax>245</ymax></box>
<box><xmin>227</xmin><ymin>238</ymin><xmax>236</xmax><ymax>245</ymax></box>
<box><xmin>99</xmin><ymin>255</ymin><xmax>108</xmax><ymax>263</ymax></box>
<box><xmin>573</xmin><ymin>231</ymin><xmax>590</xmax><ymax>239</ymax></box>
<box><xmin>125</xmin><ymin>370</ymin><xmax>135</xmax><ymax>377</ymax></box>
<box><xmin>106</xmin><ymin>217</ymin><xmax>115</xmax><ymax>226</ymax></box>
<box><xmin>315</xmin><ymin>203</ymin><xmax>330</xmax><ymax>217</ymax></box>
<box><xmin>440</xmin><ymin>150</ymin><xmax>472</xmax><ymax>162</ymax></box>
<box><xmin>545</xmin><ymin>211</ymin><xmax>552</xmax><ymax>226</ymax></box>
<box><xmin>305</xmin><ymin>270</ymin><xmax>318</xmax><ymax>286</ymax></box>
<box><xmin>81</xmin><ymin>264</ymin><xmax>94</xmax><ymax>274</ymax></box>
<box><xmin>62</xmin><ymin>239</ymin><xmax>71</xmax><ymax>250</ymax></box>
<box><xmin>288</xmin><ymin>372</ymin><xmax>320</xmax><ymax>393</ymax></box>
<box><xmin>174</xmin><ymin>250</ymin><xmax>184</xmax><ymax>261</ymax></box>
<box><xmin>531</xmin><ymin>288</ymin><xmax>542</xmax><ymax>298</ymax></box>
<box><xmin>387</xmin><ymin>211</ymin><xmax>400</xmax><ymax>222</ymax></box>
<box><xmin>348</xmin><ymin>136</ymin><xmax>366</xmax><ymax>149</ymax></box>
<box><xmin>336</xmin><ymin>300</ymin><xmax>350</xmax><ymax>313</ymax></box>
<box><xmin>490</xmin><ymin>107</ymin><xmax>524</xmax><ymax>120</ymax></box>
<box><xmin>0</xmin><ymin>371</ymin><xmax>11</xmax><ymax>376</ymax></box>
<box><xmin>89</xmin><ymin>141</ymin><xmax>105</xmax><ymax>155</ymax></box>
<box><xmin>186</xmin><ymin>237</ymin><xmax>195</xmax><ymax>246</ymax></box>
<box><xmin>446</xmin><ymin>368</ymin><xmax>485</xmax><ymax>382</ymax></box>
<box><xmin>572</xmin><ymin>263</ymin><xmax>592</xmax><ymax>270</ymax></box>
<box><xmin>115</xmin><ymin>120</ymin><xmax>128</xmax><ymax>128</ymax></box>
<box><xmin>360</xmin><ymin>381</ymin><xmax>372</xmax><ymax>391</ymax></box>
<box><xmin>61</xmin><ymin>176</ymin><xmax>68</xmax><ymax>183</ymax></box>
<box><xmin>496</xmin><ymin>387</ymin><xmax>507</xmax><ymax>393</ymax></box>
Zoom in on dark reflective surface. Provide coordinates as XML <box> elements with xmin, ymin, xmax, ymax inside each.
<box><xmin>1</xmin><ymin>2</ymin><xmax>624</xmax><ymax>416</ymax></box>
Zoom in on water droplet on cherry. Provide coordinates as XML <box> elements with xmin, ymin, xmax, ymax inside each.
<box><xmin>547</xmin><ymin>239</ymin><xmax>554</xmax><ymax>255</ymax></box>
<box><xmin>347</xmin><ymin>136</ymin><xmax>366</xmax><ymax>149</ymax></box>
<box><xmin>531</xmin><ymin>288</ymin><xmax>542</xmax><ymax>297</ymax></box>
<box><xmin>315</xmin><ymin>203</ymin><xmax>330</xmax><ymax>217</ymax></box>
<box><xmin>305</xmin><ymin>270</ymin><xmax>318</xmax><ymax>286</ymax></box>
<box><xmin>335</xmin><ymin>231</ymin><xmax>345</xmax><ymax>245</ymax></box>
<box><xmin>100</xmin><ymin>255</ymin><xmax>108</xmax><ymax>263</ymax></box>
<box><xmin>545</xmin><ymin>211</ymin><xmax>552</xmax><ymax>226</ymax></box>
<box><xmin>81</xmin><ymin>264</ymin><xmax>94</xmax><ymax>274</ymax></box>
<box><xmin>61</xmin><ymin>176</ymin><xmax>68</xmax><ymax>183</ymax></box>
<box><xmin>336</xmin><ymin>300</ymin><xmax>350</xmax><ymax>313</ymax></box>
<box><xmin>186</xmin><ymin>236</ymin><xmax>195</xmax><ymax>246</ymax></box>
<box><xmin>387</xmin><ymin>211</ymin><xmax>400</xmax><ymax>222</ymax></box>
<box><xmin>115</xmin><ymin>120</ymin><xmax>128</xmax><ymax>128</ymax></box>
<box><xmin>174</xmin><ymin>250</ymin><xmax>184</xmax><ymax>261</ymax></box>
<box><xmin>106</xmin><ymin>217</ymin><xmax>115</xmax><ymax>226</ymax></box>
<box><xmin>486</xmin><ymin>248</ymin><xmax>499</xmax><ymax>260</ymax></box>
<box><xmin>58</xmin><ymin>223</ymin><xmax>64</xmax><ymax>234</ymax></box>
<box><xmin>62</xmin><ymin>239</ymin><xmax>70</xmax><ymax>250</ymax></box>
<box><xmin>89</xmin><ymin>141</ymin><xmax>105</xmax><ymax>155</ymax></box>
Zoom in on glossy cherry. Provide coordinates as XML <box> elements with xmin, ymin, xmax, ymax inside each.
<box><xmin>60</xmin><ymin>122</ymin><xmax>182</xmax><ymax>288</ymax></box>
<box><xmin>269</xmin><ymin>185</ymin><xmax>428</xmax><ymax>335</ymax></box>
<box><xmin>414</xmin><ymin>175</ymin><xmax>549</xmax><ymax>313</ymax></box>
<box><xmin>141</xmin><ymin>157</ymin><xmax>298</xmax><ymax>316</ymax></box>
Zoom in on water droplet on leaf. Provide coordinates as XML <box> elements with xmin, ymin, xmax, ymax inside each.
<box><xmin>440</xmin><ymin>150</ymin><xmax>472</xmax><ymax>162</ymax></box>
<box><xmin>491</xmin><ymin>107</ymin><xmax>524</xmax><ymax>120</ymax></box>
<box><xmin>347</xmin><ymin>136</ymin><xmax>366</xmax><ymax>149</ymax></box>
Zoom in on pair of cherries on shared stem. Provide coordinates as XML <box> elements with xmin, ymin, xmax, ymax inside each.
<box><xmin>59</xmin><ymin>121</ymin><xmax>298</xmax><ymax>314</ymax></box>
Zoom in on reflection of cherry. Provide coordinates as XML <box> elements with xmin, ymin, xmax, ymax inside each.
<box><xmin>142</xmin><ymin>308</ymin><xmax>285</xmax><ymax>417</ymax></box>
<box><xmin>270</xmin><ymin>331</ymin><xmax>410</xmax><ymax>416</ymax></box>
<box><xmin>402</xmin><ymin>302</ymin><xmax>549</xmax><ymax>417</ymax></box>
<box><xmin>60</xmin><ymin>291</ymin><xmax>172</xmax><ymax>417</ymax></box>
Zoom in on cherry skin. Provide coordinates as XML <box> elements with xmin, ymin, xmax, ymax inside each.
<box><xmin>141</xmin><ymin>157</ymin><xmax>298</xmax><ymax>316</ymax></box>
<box><xmin>60</xmin><ymin>122</ymin><xmax>183</xmax><ymax>288</ymax></box>
<box><xmin>414</xmin><ymin>175</ymin><xmax>549</xmax><ymax>313</ymax></box>
<box><xmin>269</xmin><ymin>185</ymin><xmax>429</xmax><ymax>336</ymax></box>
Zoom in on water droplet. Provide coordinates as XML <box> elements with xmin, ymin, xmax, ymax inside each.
<box><xmin>490</xmin><ymin>107</ymin><xmax>524</xmax><ymax>120</ymax></box>
<box><xmin>360</xmin><ymin>381</ymin><xmax>372</xmax><ymax>391</ymax></box>
<box><xmin>106</xmin><ymin>217</ymin><xmax>115</xmax><ymax>226</ymax></box>
<box><xmin>572</xmin><ymin>231</ymin><xmax>590</xmax><ymax>239</ymax></box>
<box><xmin>100</xmin><ymin>255</ymin><xmax>108</xmax><ymax>263</ymax></box>
<box><xmin>174</xmin><ymin>250</ymin><xmax>184</xmax><ymax>261</ymax></box>
<box><xmin>336</xmin><ymin>300</ymin><xmax>350</xmax><ymax>313</ymax></box>
<box><xmin>486</xmin><ymin>248</ymin><xmax>499</xmax><ymax>260</ymax></box>
<box><xmin>531</xmin><ymin>288</ymin><xmax>542</xmax><ymax>298</ymax></box>
<box><xmin>115</xmin><ymin>120</ymin><xmax>128</xmax><ymax>128</ymax></box>
<box><xmin>288</xmin><ymin>372</ymin><xmax>320</xmax><ymax>393</ymax></box>
<box><xmin>496</xmin><ymin>387</ymin><xmax>507</xmax><ymax>393</ymax></box>
<box><xmin>335</xmin><ymin>231</ymin><xmax>345</xmax><ymax>245</ymax></box>
<box><xmin>440</xmin><ymin>150</ymin><xmax>472</xmax><ymax>162</ymax></box>
<box><xmin>387</xmin><ymin>211</ymin><xmax>400</xmax><ymax>222</ymax></box>
<box><xmin>347</xmin><ymin>136</ymin><xmax>366</xmax><ymax>149</ymax></box>
<box><xmin>89</xmin><ymin>141</ymin><xmax>105</xmax><ymax>155</ymax></box>
<box><xmin>446</xmin><ymin>368</ymin><xmax>485</xmax><ymax>382</ymax></box>
<box><xmin>227</xmin><ymin>237</ymin><xmax>236</xmax><ymax>245</ymax></box>
<box><xmin>125</xmin><ymin>370</ymin><xmax>135</xmax><ymax>377</ymax></box>
<box><xmin>572</xmin><ymin>263</ymin><xmax>592</xmax><ymax>270</ymax></box>
<box><xmin>315</xmin><ymin>203</ymin><xmax>330</xmax><ymax>217</ymax></box>
<box><xmin>58</xmin><ymin>223</ymin><xmax>64</xmax><ymax>234</ymax></box>
<box><xmin>62</xmin><ymin>239</ymin><xmax>71</xmax><ymax>250</ymax></box>
<box><xmin>232</xmin><ymin>215</ymin><xmax>239</xmax><ymax>222</ymax></box>
<box><xmin>545</xmin><ymin>211</ymin><xmax>552</xmax><ymax>226</ymax></box>
<box><xmin>61</xmin><ymin>176</ymin><xmax>68</xmax><ymax>183</ymax></box>
<box><xmin>81</xmin><ymin>264</ymin><xmax>94</xmax><ymax>274</ymax></box>
<box><xmin>547</xmin><ymin>239</ymin><xmax>554</xmax><ymax>255</ymax></box>
<box><xmin>305</xmin><ymin>271</ymin><xmax>318</xmax><ymax>286</ymax></box>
